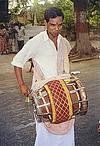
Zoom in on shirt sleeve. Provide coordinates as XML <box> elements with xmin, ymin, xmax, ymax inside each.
<box><xmin>11</xmin><ymin>38</ymin><xmax>37</xmax><ymax>68</ymax></box>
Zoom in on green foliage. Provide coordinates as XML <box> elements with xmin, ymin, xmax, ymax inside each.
<box><xmin>54</xmin><ymin>0</ymin><xmax>74</xmax><ymax>31</ymax></box>
<box><xmin>87</xmin><ymin>0</ymin><xmax>100</xmax><ymax>28</ymax></box>
<box><xmin>9</xmin><ymin>0</ymin><xmax>74</xmax><ymax>29</ymax></box>
<box><xmin>9</xmin><ymin>0</ymin><xmax>100</xmax><ymax>31</ymax></box>
<box><xmin>9</xmin><ymin>3</ymin><xmax>21</xmax><ymax>22</ymax></box>
<box><xmin>9</xmin><ymin>4</ymin><xmax>20</xmax><ymax>15</ymax></box>
<box><xmin>35</xmin><ymin>0</ymin><xmax>75</xmax><ymax>30</ymax></box>
<box><xmin>36</xmin><ymin>2</ymin><xmax>54</xmax><ymax>25</ymax></box>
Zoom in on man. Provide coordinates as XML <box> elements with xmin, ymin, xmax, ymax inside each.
<box><xmin>11</xmin><ymin>7</ymin><xmax>75</xmax><ymax>146</ymax></box>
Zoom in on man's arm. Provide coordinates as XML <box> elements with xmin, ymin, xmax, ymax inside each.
<box><xmin>14</xmin><ymin>66</ymin><xmax>30</xmax><ymax>97</ymax></box>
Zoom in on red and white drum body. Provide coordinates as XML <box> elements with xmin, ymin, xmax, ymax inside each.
<box><xmin>31</xmin><ymin>76</ymin><xmax>88</xmax><ymax>124</ymax></box>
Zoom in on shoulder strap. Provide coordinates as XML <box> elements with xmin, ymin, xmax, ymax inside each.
<box><xmin>57</xmin><ymin>38</ymin><xmax>69</xmax><ymax>75</ymax></box>
<box><xmin>63</xmin><ymin>38</ymin><xmax>70</xmax><ymax>74</ymax></box>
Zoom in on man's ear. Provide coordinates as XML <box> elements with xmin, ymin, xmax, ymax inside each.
<box><xmin>44</xmin><ymin>20</ymin><xmax>47</xmax><ymax>27</ymax></box>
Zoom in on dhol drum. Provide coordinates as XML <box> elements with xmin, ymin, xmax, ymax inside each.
<box><xmin>31</xmin><ymin>75</ymin><xmax>88</xmax><ymax>124</ymax></box>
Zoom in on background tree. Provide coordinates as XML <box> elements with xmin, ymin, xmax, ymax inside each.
<box><xmin>88</xmin><ymin>0</ymin><xmax>100</xmax><ymax>31</ymax></box>
<box><xmin>9</xmin><ymin>0</ymin><xmax>29</xmax><ymax>22</ymax></box>
<box><xmin>54</xmin><ymin>0</ymin><xmax>74</xmax><ymax>39</ymax></box>
<box><xmin>36</xmin><ymin>1</ymin><xmax>54</xmax><ymax>25</ymax></box>
<box><xmin>70</xmin><ymin>0</ymin><xmax>98</xmax><ymax>58</ymax></box>
<box><xmin>33</xmin><ymin>0</ymin><xmax>38</xmax><ymax>25</ymax></box>
<box><xmin>9</xmin><ymin>3</ymin><xmax>20</xmax><ymax>22</ymax></box>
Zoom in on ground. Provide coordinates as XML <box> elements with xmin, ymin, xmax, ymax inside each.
<box><xmin>0</xmin><ymin>54</ymin><xmax>100</xmax><ymax>146</ymax></box>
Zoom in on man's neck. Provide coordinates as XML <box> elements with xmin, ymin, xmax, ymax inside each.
<box><xmin>47</xmin><ymin>31</ymin><xmax>58</xmax><ymax>42</ymax></box>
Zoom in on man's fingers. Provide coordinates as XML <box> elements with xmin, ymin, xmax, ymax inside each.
<box><xmin>24</xmin><ymin>92</ymin><xmax>29</xmax><ymax>97</ymax></box>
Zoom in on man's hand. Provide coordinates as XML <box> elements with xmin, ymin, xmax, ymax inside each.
<box><xmin>19</xmin><ymin>84</ymin><xmax>30</xmax><ymax>97</ymax></box>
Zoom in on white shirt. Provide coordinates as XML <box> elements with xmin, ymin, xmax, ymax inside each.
<box><xmin>11</xmin><ymin>30</ymin><xmax>71</xmax><ymax>82</ymax></box>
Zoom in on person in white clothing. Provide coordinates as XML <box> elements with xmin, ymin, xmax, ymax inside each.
<box><xmin>11</xmin><ymin>7</ymin><xmax>75</xmax><ymax>146</ymax></box>
<box><xmin>17</xmin><ymin>23</ymin><xmax>25</xmax><ymax>51</ymax></box>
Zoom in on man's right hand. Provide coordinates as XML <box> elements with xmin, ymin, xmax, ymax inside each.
<box><xmin>19</xmin><ymin>84</ymin><xmax>30</xmax><ymax>97</ymax></box>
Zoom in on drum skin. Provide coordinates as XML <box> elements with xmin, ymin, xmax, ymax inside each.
<box><xmin>32</xmin><ymin>76</ymin><xmax>88</xmax><ymax>124</ymax></box>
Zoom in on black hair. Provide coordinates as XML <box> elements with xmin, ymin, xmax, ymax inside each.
<box><xmin>44</xmin><ymin>7</ymin><xmax>64</xmax><ymax>23</ymax></box>
<box><xmin>0</xmin><ymin>24</ymin><xmax>5</xmax><ymax>29</ymax></box>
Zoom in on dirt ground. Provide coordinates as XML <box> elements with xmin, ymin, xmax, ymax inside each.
<box><xmin>0</xmin><ymin>52</ymin><xmax>100</xmax><ymax>146</ymax></box>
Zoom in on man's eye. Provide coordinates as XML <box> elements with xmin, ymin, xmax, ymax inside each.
<box><xmin>59</xmin><ymin>24</ymin><xmax>62</xmax><ymax>27</ymax></box>
<box><xmin>51</xmin><ymin>24</ymin><xmax>55</xmax><ymax>26</ymax></box>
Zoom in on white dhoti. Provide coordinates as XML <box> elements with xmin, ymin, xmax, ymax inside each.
<box><xmin>35</xmin><ymin>122</ymin><xmax>75</xmax><ymax>146</ymax></box>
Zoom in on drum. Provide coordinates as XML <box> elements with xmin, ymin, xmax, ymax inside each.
<box><xmin>31</xmin><ymin>75</ymin><xmax>88</xmax><ymax>124</ymax></box>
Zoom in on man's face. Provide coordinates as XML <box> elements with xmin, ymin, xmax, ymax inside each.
<box><xmin>45</xmin><ymin>16</ymin><xmax>63</xmax><ymax>38</ymax></box>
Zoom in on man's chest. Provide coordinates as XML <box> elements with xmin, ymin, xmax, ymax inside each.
<box><xmin>35</xmin><ymin>42</ymin><xmax>57</xmax><ymax>60</ymax></box>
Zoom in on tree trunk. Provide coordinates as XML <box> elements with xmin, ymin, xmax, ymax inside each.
<box><xmin>34</xmin><ymin>10</ymin><xmax>38</xmax><ymax>26</ymax></box>
<box><xmin>72</xmin><ymin>0</ymin><xmax>96</xmax><ymax>58</ymax></box>
<box><xmin>76</xmin><ymin>33</ymin><xmax>93</xmax><ymax>56</ymax></box>
<box><xmin>33</xmin><ymin>0</ymin><xmax>38</xmax><ymax>26</ymax></box>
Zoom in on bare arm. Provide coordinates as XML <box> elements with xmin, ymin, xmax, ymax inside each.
<box><xmin>14</xmin><ymin>66</ymin><xmax>30</xmax><ymax>97</ymax></box>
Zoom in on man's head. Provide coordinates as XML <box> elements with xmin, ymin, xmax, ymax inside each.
<box><xmin>44</xmin><ymin>7</ymin><xmax>64</xmax><ymax>23</ymax></box>
<box><xmin>44</xmin><ymin>7</ymin><xmax>64</xmax><ymax>38</ymax></box>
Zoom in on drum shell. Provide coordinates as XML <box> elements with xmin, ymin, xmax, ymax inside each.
<box><xmin>32</xmin><ymin>76</ymin><xmax>88</xmax><ymax>124</ymax></box>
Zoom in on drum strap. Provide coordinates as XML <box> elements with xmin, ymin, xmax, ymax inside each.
<box><xmin>57</xmin><ymin>37</ymin><xmax>70</xmax><ymax>75</ymax></box>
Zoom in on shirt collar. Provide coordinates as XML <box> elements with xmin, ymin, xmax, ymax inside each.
<box><xmin>43</xmin><ymin>30</ymin><xmax>62</xmax><ymax>42</ymax></box>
